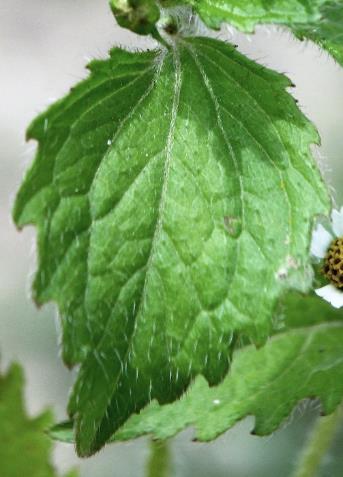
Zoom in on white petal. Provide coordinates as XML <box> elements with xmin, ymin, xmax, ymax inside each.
<box><xmin>315</xmin><ymin>284</ymin><xmax>343</xmax><ymax>309</ymax></box>
<box><xmin>332</xmin><ymin>207</ymin><xmax>343</xmax><ymax>237</ymax></box>
<box><xmin>310</xmin><ymin>224</ymin><xmax>333</xmax><ymax>259</ymax></box>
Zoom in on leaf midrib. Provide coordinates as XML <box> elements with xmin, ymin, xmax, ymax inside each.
<box><xmin>77</xmin><ymin>47</ymin><xmax>183</xmax><ymax>451</ymax></box>
<box><xmin>35</xmin><ymin>56</ymin><xmax>165</xmax><ymax>303</ymax></box>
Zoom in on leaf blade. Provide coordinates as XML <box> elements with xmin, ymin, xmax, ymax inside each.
<box><xmin>50</xmin><ymin>294</ymin><xmax>343</xmax><ymax>444</ymax></box>
<box><xmin>114</xmin><ymin>320</ymin><xmax>343</xmax><ymax>442</ymax></box>
<box><xmin>14</xmin><ymin>38</ymin><xmax>329</xmax><ymax>456</ymax></box>
<box><xmin>170</xmin><ymin>0</ymin><xmax>327</xmax><ymax>31</ymax></box>
<box><xmin>172</xmin><ymin>0</ymin><xmax>343</xmax><ymax>66</ymax></box>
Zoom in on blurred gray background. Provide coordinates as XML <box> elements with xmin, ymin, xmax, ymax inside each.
<box><xmin>1</xmin><ymin>1</ymin><xmax>342</xmax><ymax>476</ymax></box>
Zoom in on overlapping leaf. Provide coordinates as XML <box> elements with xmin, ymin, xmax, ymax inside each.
<box><xmin>0</xmin><ymin>363</ymin><xmax>77</xmax><ymax>477</ymax></box>
<box><xmin>50</xmin><ymin>294</ymin><xmax>343</xmax><ymax>444</ymax></box>
<box><xmin>14</xmin><ymin>36</ymin><xmax>329</xmax><ymax>455</ymax></box>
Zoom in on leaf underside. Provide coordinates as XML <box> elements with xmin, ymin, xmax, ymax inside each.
<box><xmin>163</xmin><ymin>1</ymin><xmax>343</xmax><ymax>66</ymax></box>
<box><xmin>191</xmin><ymin>0</ymin><xmax>343</xmax><ymax>66</ymax></box>
<box><xmin>14</xmin><ymin>36</ymin><xmax>329</xmax><ymax>455</ymax></box>
<box><xmin>181</xmin><ymin>0</ymin><xmax>328</xmax><ymax>31</ymax></box>
<box><xmin>50</xmin><ymin>294</ymin><xmax>343</xmax><ymax>445</ymax></box>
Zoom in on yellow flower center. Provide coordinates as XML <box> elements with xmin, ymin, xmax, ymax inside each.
<box><xmin>323</xmin><ymin>237</ymin><xmax>343</xmax><ymax>289</ymax></box>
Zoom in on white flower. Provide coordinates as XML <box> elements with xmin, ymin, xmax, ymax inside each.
<box><xmin>311</xmin><ymin>207</ymin><xmax>343</xmax><ymax>309</ymax></box>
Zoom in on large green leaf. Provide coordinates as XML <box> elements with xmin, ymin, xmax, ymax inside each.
<box><xmin>50</xmin><ymin>294</ymin><xmax>343</xmax><ymax>444</ymax></box>
<box><xmin>0</xmin><ymin>363</ymin><xmax>77</xmax><ymax>477</ymax></box>
<box><xmin>14</xmin><ymin>37</ymin><xmax>329</xmax><ymax>456</ymax></box>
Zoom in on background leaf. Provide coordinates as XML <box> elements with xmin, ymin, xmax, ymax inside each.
<box><xmin>0</xmin><ymin>363</ymin><xmax>77</xmax><ymax>477</ymax></box>
<box><xmin>161</xmin><ymin>0</ymin><xmax>327</xmax><ymax>31</ymax></box>
<box><xmin>14</xmin><ymin>37</ymin><xmax>329</xmax><ymax>456</ymax></box>
<box><xmin>294</xmin><ymin>1</ymin><xmax>343</xmax><ymax>66</ymax></box>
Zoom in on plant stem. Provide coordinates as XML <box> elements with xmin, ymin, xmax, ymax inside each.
<box><xmin>292</xmin><ymin>403</ymin><xmax>343</xmax><ymax>477</ymax></box>
<box><xmin>150</xmin><ymin>26</ymin><xmax>170</xmax><ymax>49</ymax></box>
<box><xmin>146</xmin><ymin>439</ymin><xmax>171</xmax><ymax>477</ymax></box>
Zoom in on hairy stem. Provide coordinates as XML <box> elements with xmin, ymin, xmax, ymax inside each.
<box><xmin>146</xmin><ymin>439</ymin><xmax>171</xmax><ymax>477</ymax></box>
<box><xmin>292</xmin><ymin>403</ymin><xmax>343</xmax><ymax>477</ymax></box>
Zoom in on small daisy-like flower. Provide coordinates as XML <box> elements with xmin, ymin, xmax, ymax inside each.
<box><xmin>311</xmin><ymin>207</ymin><xmax>343</xmax><ymax>308</ymax></box>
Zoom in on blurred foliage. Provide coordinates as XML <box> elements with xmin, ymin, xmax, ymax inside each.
<box><xmin>0</xmin><ymin>362</ymin><xmax>77</xmax><ymax>477</ymax></box>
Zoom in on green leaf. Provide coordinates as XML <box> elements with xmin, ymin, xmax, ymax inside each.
<box><xmin>14</xmin><ymin>37</ymin><xmax>329</xmax><ymax>456</ymax></box>
<box><xmin>116</xmin><ymin>311</ymin><xmax>343</xmax><ymax>442</ymax></box>
<box><xmin>282</xmin><ymin>291</ymin><xmax>343</xmax><ymax>329</ymax></box>
<box><xmin>0</xmin><ymin>363</ymin><xmax>77</xmax><ymax>477</ymax></box>
<box><xmin>164</xmin><ymin>1</ymin><xmax>343</xmax><ymax>66</ymax></box>
<box><xmin>162</xmin><ymin>0</ymin><xmax>328</xmax><ymax>32</ymax></box>
<box><xmin>294</xmin><ymin>2</ymin><xmax>343</xmax><ymax>66</ymax></box>
<box><xmin>50</xmin><ymin>294</ymin><xmax>343</xmax><ymax>445</ymax></box>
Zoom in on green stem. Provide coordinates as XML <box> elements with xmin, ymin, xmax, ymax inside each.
<box><xmin>146</xmin><ymin>439</ymin><xmax>171</xmax><ymax>477</ymax></box>
<box><xmin>292</xmin><ymin>403</ymin><xmax>343</xmax><ymax>477</ymax></box>
<box><xmin>150</xmin><ymin>26</ymin><xmax>170</xmax><ymax>49</ymax></box>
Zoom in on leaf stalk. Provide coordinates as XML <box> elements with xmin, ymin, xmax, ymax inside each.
<box><xmin>146</xmin><ymin>439</ymin><xmax>171</xmax><ymax>477</ymax></box>
<box><xmin>292</xmin><ymin>402</ymin><xmax>343</xmax><ymax>477</ymax></box>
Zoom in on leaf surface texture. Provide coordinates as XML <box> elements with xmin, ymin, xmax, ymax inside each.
<box><xmin>164</xmin><ymin>0</ymin><xmax>343</xmax><ymax>67</ymax></box>
<box><xmin>166</xmin><ymin>0</ymin><xmax>327</xmax><ymax>31</ymax></box>
<box><xmin>50</xmin><ymin>295</ymin><xmax>343</xmax><ymax>444</ymax></box>
<box><xmin>114</xmin><ymin>297</ymin><xmax>343</xmax><ymax>442</ymax></box>
<box><xmin>14</xmin><ymin>37</ymin><xmax>329</xmax><ymax>455</ymax></box>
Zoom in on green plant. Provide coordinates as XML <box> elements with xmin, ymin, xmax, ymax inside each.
<box><xmin>0</xmin><ymin>363</ymin><xmax>77</xmax><ymax>477</ymax></box>
<box><xmin>9</xmin><ymin>0</ymin><xmax>343</xmax><ymax>475</ymax></box>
